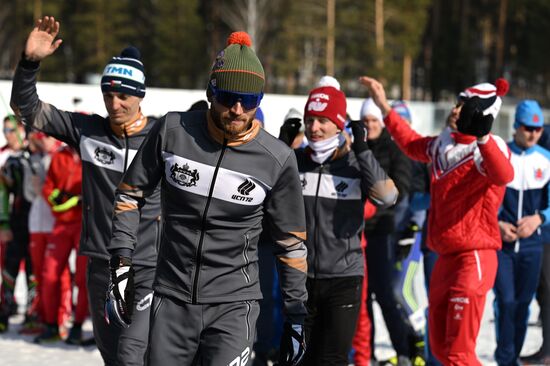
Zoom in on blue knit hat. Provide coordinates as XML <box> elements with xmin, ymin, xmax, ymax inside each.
<box><xmin>514</xmin><ymin>100</ymin><xmax>544</xmax><ymax>129</ymax></box>
<box><xmin>101</xmin><ymin>46</ymin><xmax>146</xmax><ymax>98</ymax></box>
<box><xmin>391</xmin><ymin>100</ymin><xmax>412</xmax><ymax>122</ymax></box>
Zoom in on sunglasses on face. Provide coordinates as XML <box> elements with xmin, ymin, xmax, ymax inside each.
<box><xmin>521</xmin><ymin>125</ymin><xmax>542</xmax><ymax>133</ymax></box>
<box><xmin>209</xmin><ymin>85</ymin><xmax>263</xmax><ymax>110</ymax></box>
<box><xmin>3</xmin><ymin>128</ymin><xmax>15</xmax><ymax>134</ymax></box>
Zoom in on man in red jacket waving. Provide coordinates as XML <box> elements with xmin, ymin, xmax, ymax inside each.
<box><xmin>360</xmin><ymin>76</ymin><xmax>514</xmax><ymax>365</ymax></box>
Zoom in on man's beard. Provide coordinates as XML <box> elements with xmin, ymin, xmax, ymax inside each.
<box><xmin>211</xmin><ymin>109</ymin><xmax>254</xmax><ymax>136</ymax></box>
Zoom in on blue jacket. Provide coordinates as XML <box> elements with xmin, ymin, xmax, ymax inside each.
<box><xmin>499</xmin><ymin>141</ymin><xmax>550</xmax><ymax>251</ymax></box>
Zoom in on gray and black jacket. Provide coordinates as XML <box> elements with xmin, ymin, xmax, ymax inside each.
<box><xmin>10</xmin><ymin>60</ymin><xmax>161</xmax><ymax>267</ymax></box>
<box><xmin>296</xmin><ymin>140</ymin><xmax>397</xmax><ymax>279</ymax></box>
<box><xmin>109</xmin><ymin>113</ymin><xmax>308</xmax><ymax>323</ymax></box>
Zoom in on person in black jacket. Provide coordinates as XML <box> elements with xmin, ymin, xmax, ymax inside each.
<box><xmin>11</xmin><ymin>16</ymin><xmax>160</xmax><ymax>364</ymax></box>
<box><xmin>280</xmin><ymin>78</ymin><xmax>398</xmax><ymax>365</ymax></box>
<box><xmin>361</xmin><ymin>97</ymin><xmax>414</xmax><ymax>365</ymax></box>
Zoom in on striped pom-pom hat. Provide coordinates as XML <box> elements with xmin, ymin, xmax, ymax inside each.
<box><xmin>208</xmin><ymin>32</ymin><xmax>265</xmax><ymax>94</ymax></box>
<box><xmin>101</xmin><ymin>46</ymin><xmax>146</xmax><ymax>98</ymax></box>
<box><xmin>458</xmin><ymin>78</ymin><xmax>509</xmax><ymax>120</ymax></box>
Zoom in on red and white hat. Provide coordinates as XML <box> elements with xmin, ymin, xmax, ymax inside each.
<box><xmin>304</xmin><ymin>86</ymin><xmax>347</xmax><ymax>130</ymax></box>
<box><xmin>459</xmin><ymin>78</ymin><xmax>509</xmax><ymax>120</ymax></box>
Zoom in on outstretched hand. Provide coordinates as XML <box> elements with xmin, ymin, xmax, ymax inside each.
<box><xmin>358</xmin><ymin>76</ymin><xmax>392</xmax><ymax>117</ymax></box>
<box><xmin>24</xmin><ymin>16</ymin><xmax>63</xmax><ymax>62</ymax></box>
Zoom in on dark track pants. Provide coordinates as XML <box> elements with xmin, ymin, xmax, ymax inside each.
<box><xmin>366</xmin><ymin>233</ymin><xmax>411</xmax><ymax>357</ymax></box>
<box><xmin>302</xmin><ymin>276</ymin><xmax>363</xmax><ymax>366</ymax></box>
<box><xmin>147</xmin><ymin>295</ymin><xmax>260</xmax><ymax>366</ymax></box>
<box><xmin>1</xmin><ymin>226</ymin><xmax>34</xmax><ymax>316</ymax></box>
<box><xmin>539</xmin><ymin>244</ymin><xmax>550</xmax><ymax>356</ymax></box>
<box><xmin>493</xmin><ymin>246</ymin><xmax>543</xmax><ymax>366</ymax></box>
<box><xmin>87</xmin><ymin>258</ymin><xmax>155</xmax><ymax>366</ymax></box>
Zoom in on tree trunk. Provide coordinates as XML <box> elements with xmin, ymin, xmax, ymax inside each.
<box><xmin>402</xmin><ymin>53</ymin><xmax>412</xmax><ymax>100</ymax></box>
<box><xmin>326</xmin><ymin>0</ymin><xmax>335</xmax><ymax>76</ymax></box>
<box><xmin>495</xmin><ymin>0</ymin><xmax>507</xmax><ymax>77</ymax></box>
<box><xmin>375</xmin><ymin>0</ymin><xmax>384</xmax><ymax>73</ymax></box>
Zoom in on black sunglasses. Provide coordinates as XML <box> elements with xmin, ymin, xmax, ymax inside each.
<box><xmin>521</xmin><ymin>125</ymin><xmax>542</xmax><ymax>133</ymax></box>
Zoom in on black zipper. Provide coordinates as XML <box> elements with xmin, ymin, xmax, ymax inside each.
<box><xmin>313</xmin><ymin>165</ymin><xmax>324</xmax><ymax>278</ymax></box>
<box><xmin>123</xmin><ymin>129</ymin><xmax>129</xmax><ymax>173</ymax></box>
<box><xmin>192</xmin><ymin>138</ymin><xmax>227</xmax><ymax>303</ymax></box>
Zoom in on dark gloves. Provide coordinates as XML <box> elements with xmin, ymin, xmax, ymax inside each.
<box><xmin>456</xmin><ymin>97</ymin><xmax>494</xmax><ymax>137</ymax></box>
<box><xmin>350</xmin><ymin>120</ymin><xmax>369</xmax><ymax>154</ymax></box>
<box><xmin>278</xmin><ymin>322</ymin><xmax>306</xmax><ymax>366</ymax></box>
<box><xmin>105</xmin><ymin>255</ymin><xmax>134</xmax><ymax>328</ymax></box>
<box><xmin>279</xmin><ymin>118</ymin><xmax>302</xmax><ymax>147</ymax></box>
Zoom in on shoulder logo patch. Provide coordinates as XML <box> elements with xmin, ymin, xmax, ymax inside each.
<box><xmin>170</xmin><ymin>163</ymin><xmax>200</xmax><ymax>187</ymax></box>
<box><xmin>94</xmin><ymin>147</ymin><xmax>115</xmax><ymax>165</ymax></box>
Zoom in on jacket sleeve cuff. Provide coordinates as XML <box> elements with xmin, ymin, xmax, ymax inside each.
<box><xmin>19</xmin><ymin>52</ymin><xmax>40</xmax><ymax>70</ymax></box>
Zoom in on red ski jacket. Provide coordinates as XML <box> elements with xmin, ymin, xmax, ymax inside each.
<box><xmin>383</xmin><ymin>109</ymin><xmax>514</xmax><ymax>255</ymax></box>
<box><xmin>43</xmin><ymin>145</ymin><xmax>82</xmax><ymax>223</ymax></box>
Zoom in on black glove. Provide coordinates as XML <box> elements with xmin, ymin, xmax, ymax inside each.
<box><xmin>105</xmin><ymin>255</ymin><xmax>134</xmax><ymax>327</ymax></box>
<box><xmin>279</xmin><ymin>118</ymin><xmax>302</xmax><ymax>147</ymax></box>
<box><xmin>456</xmin><ymin>97</ymin><xmax>494</xmax><ymax>137</ymax></box>
<box><xmin>278</xmin><ymin>322</ymin><xmax>306</xmax><ymax>366</ymax></box>
<box><xmin>350</xmin><ymin>120</ymin><xmax>369</xmax><ymax>154</ymax></box>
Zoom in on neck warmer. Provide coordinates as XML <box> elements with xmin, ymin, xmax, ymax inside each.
<box><xmin>110</xmin><ymin>111</ymin><xmax>147</xmax><ymax>137</ymax></box>
<box><xmin>308</xmin><ymin>134</ymin><xmax>344</xmax><ymax>164</ymax></box>
<box><xmin>206</xmin><ymin>112</ymin><xmax>260</xmax><ymax>146</ymax></box>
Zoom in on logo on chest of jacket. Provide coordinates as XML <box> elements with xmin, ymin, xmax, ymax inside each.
<box><xmin>170</xmin><ymin>163</ymin><xmax>200</xmax><ymax>187</ymax></box>
<box><xmin>535</xmin><ymin>168</ymin><xmax>544</xmax><ymax>181</ymax></box>
<box><xmin>94</xmin><ymin>147</ymin><xmax>115</xmax><ymax>165</ymax></box>
<box><xmin>232</xmin><ymin>179</ymin><xmax>256</xmax><ymax>202</ymax></box>
<box><xmin>334</xmin><ymin>181</ymin><xmax>349</xmax><ymax>197</ymax></box>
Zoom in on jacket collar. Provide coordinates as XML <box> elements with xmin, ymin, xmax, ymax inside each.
<box><xmin>509</xmin><ymin>140</ymin><xmax>537</xmax><ymax>155</ymax></box>
<box><xmin>110</xmin><ymin>110</ymin><xmax>147</xmax><ymax>137</ymax></box>
<box><xmin>206</xmin><ymin>112</ymin><xmax>260</xmax><ymax>147</ymax></box>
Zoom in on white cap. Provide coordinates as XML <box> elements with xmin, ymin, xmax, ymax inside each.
<box><xmin>360</xmin><ymin>98</ymin><xmax>383</xmax><ymax>122</ymax></box>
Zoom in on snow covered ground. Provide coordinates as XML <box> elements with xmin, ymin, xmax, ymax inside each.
<box><xmin>0</xmin><ymin>263</ymin><xmax>542</xmax><ymax>365</ymax></box>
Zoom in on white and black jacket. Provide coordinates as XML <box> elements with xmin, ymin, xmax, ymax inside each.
<box><xmin>296</xmin><ymin>142</ymin><xmax>398</xmax><ymax>279</ymax></box>
<box><xmin>10</xmin><ymin>59</ymin><xmax>161</xmax><ymax>266</ymax></box>
<box><xmin>109</xmin><ymin>113</ymin><xmax>309</xmax><ymax>323</ymax></box>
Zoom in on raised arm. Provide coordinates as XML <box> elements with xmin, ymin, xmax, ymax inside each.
<box><xmin>477</xmin><ymin>136</ymin><xmax>514</xmax><ymax>186</ymax></box>
<box><xmin>10</xmin><ymin>16</ymin><xmax>82</xmax><ymax>148</ymax></box>
<box><xmin>349</xmin><ymin>120</ymin><xmax>398</xmax><ymax>207</ymax></box>
<box><xmin>359</xmin><ymin>76</ymin><xmax>433</xmax><ymax>163</ymax></box>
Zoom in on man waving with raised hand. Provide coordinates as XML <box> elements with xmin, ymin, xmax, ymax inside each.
<box><xmin>360</xmin><ymin>76</ymin><xmax>513</xmax><ymax>366</ymax></box>
<box><xmin>11</xmin><ymin>16</ymin><xmax>161</xmax><ymax>365</ymax></box>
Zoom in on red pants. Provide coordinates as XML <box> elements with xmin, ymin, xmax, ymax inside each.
<box><xmin>352</xmin><ymin>241</ymin><xmax>372</xmax><ymax>365</ymax></box>
<box><xmin>428</xmin><ymin>249</ymin><xmax>497</xmax><ymax>366</ymax></box>
<box><xmin>42</xmin><ymin>221</ymin><xmax>88</xmax><ymax>325</ymax></box>
<box><xmin>29</xmin><ymin>232</ymin><xmax>72</xmax><ymax>325</ymax></box>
